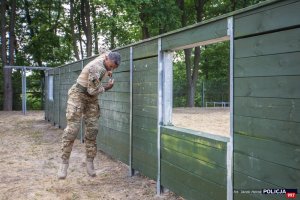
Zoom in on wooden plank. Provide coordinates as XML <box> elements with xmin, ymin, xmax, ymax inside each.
<box><xmin>234</xmin><ymin>76</ymin><xmax>300</xmax><ymax>98</ymax></box>
<box><xmin>132</xmin><ymin>147</ymin><xmax>157</xmax><ymax>170</ymax></box>
<box><xmin>132</xmin><ymin>136</ymin><xmax>157</xmax><ymax>156</ymax></box>
<box><xmin>162</xmin><ymin>18</ymin><xmax>228</xmax><ymax>51</ymax></box>
<box><xmin>234</xmin><ymin>97</ymin><xmax>300</xmax><ymax>122</ymax></box>
<box><xmin>133</xmin><ymin>82</ymin><xmax>157</xmax><ymax>94</ymax></box>
<box><xmin>161</xmin><ymin>126</ymin><xmax>229</xmax><ymax>148</ymax></box>
<box><xmin>133</xmin><ymin>70</ymin><xmax>157</xmax><ymax>83</ymax></box>
<box><xmin>132</xmin><ymin>125</ymin><xmax>156</xmax><ymax>142</ymax></box>
<box><xmin>161</xmin><ymin>160</ymin><xmax>226</xmax><ymax>200</ymax></box>
<box><xmin>100</xmin><ymin>100</ymin><xmax>130</xmax><ymax>113</ymax></box>
<box><xmin>107</xmin><ymin>81</ymin><xmax>130</xmax><ymax>93</ymax></box>
<box><xmin>162</xmin><ymin>134</ymin><xmax>226</xmax><ymax>168</ymax></box>
<box><xmin>161</xmin><ymin>165</ymin><xmax>211</xmax><ymax>200</ymax></box>
<box><xmin>132</xmin><ymin>105</ymin><xmax>157</xmax><ymax>119</ymax></box>
<box><xmin>100</xmin><ymin>109</ymin><xmax>129</xmax><ymax>124</ymax></box>
<box><xmin>234</xmin><ymin>133</ymin><xmax>300</xmax><ymax>169</ymax></box>
<box><xmin>132</xmin><ymin>157</ymin><xmax>157</xmax><ymax>180</ymax></box>
<box><xmin>234</xmin><ymin>1</ymin><xmax>300</xmax><ymax>38</ymax></box>
<box><xmin>235</xmin><ymin>115</ymin><xmax>300</xmax><ymax>146</ymax></box>
<box><xmin>109</xmin><ymin>71</ymin><xmax>130</xmax><ymax>82</ymax></box>
<box><xmin>234</xmin><ymin>152</ymin><xmax>300</xmax><ymax>188</ymax></box>
<box><xmin>100</xmin><ymin>117</ymin><xmax>129</xmax><ymax>134</ymax></box>
<box><xmin>234</xmin><ymin>52</ymin><xmax>300</xmax><ymax>77</ymax></box>
<box><xmin>234</xmin><ymin>171</ymin><xmax>284</xmax><ymax>200</ymax></box>
<box><xmin>234</xmin><ymin>28</ymin><xmax>300</xmax><ymax>58</ymax></box>
<box><xmin>100</xmin><ymin>92</ymin><xmax>129</xmax><ymax>103</ymax></box>
<box><xmin>116</xmin><ymin>47</ymin><xmax>130</xmax><ymax>62</ymax></box>
<box><xmin>133</xmin><ymin>94</ymin><xmax>157</xmax><ymax>106</ymax></box>
<box><xmin>133</xmin><ymin>57</ymin><xmax>158</xmax><ymax>72</ymax></box>
<box><xmin>162</xmin><ymin>147</ymin><xmax>227</xmax><ymax>186</ymax></box>
<box><xmin>133</xmin><ymin>39</ymin><xmax>158</xmax><ymax>59</ymax></box>
<box><xmin>132</xmin><ymin>116</ymin><xmax>157</xmax><ymax>131</ymax></box>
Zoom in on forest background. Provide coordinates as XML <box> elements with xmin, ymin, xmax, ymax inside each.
<box><xmin>0</xmin><ymin>0</ymin><xmax>265</xmax><ymax>110</ymax></box>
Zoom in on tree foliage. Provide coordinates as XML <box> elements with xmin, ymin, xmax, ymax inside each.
<box><xmin>0</xmin><ymin>0</ymin><xmax>267</xmax><ymax>110</ymax></box>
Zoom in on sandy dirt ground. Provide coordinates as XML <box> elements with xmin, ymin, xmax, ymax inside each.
<box><xmin>0</xmin><ymin>111</ymin><xmax>183</xmax><ymax>200</ymax></box>
<box><xmin>172</xmin><ymin>107</ymin><xmax>230</xmax><ymax>137</ymax></box>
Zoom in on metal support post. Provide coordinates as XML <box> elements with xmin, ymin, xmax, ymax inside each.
<box><xmin>129</xmin><ymin>46</ymin><xmax>134</xmax><ymax>176</ymax></box>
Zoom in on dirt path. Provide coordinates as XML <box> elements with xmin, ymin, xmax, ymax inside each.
<box><xmin>0</xmin><ymin>111</ymin><xmax>182</xmax><ymax>200</ymax></box>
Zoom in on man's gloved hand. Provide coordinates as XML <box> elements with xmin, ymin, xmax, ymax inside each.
<box><xmin>104</xmin><ymin>79</ymin><xmax>114</xmax><ymax>91</ymax></box>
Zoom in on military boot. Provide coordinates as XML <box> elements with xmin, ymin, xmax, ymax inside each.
<box><xmin>58</xmin><ymin>161</ymin><xmax>69</xmax><ymax>179</ymax></box>
<box><xmin>86</xmin><ymin>158</ymin><xmax>96</xmax><ymax>177</ymax></box>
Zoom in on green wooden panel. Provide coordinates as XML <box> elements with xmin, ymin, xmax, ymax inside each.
<box><xmin>107</xmin><ymin>81</ymin><xmax>130</xmax><ymax>93</ymax></box>
<box><xmin>235</xmin><ymin>28</ymin><xmax>300</xmax><ymax>58</ymax></box>
<box><xmin>234</xmin><ymin>0</ymin><xmax>300</xmax><ymax>38</ymax></box>
<box><xmin>133</xmin><ymin>70</ymin><xmax>157</xmax><ymax>83</ymax></box>
<box><xmin>234</xmin><ymin>76</ymin><xmax>300</xmax><ymax>98</ymax></box>
<box><xmin>100</xmin><ymin>109</ymin><xmax>129</xmax><ymax>124</ymax></box>
<box><xmin>133</xmin><ymin>57</ymin><xmax>158</xmax><ymax>72</ymax></box>
<box><xmin>115</xmin><ymin>47</ymin><xmax>130</xmax><ymax>62</ymax></box>
<box><xmin>234</xmin><ymin>133</ymin><xmax>300</xmax><ymax>169</ymax></box>
<box><xmin>132</xmin><ymin>105</ymin><xmax>157</xmax><ymax>119</ymax></box>
<box><xmin>161</xmin><ymin>126</ymin><xmax>228</xmax><ymax>149</ymax></box>
<box><xmin>132</xmin><ymin>146</ymin><xmax>157</xmax><ymax>170</ymax></box>
<box><xmin>162</xmin><ymin>147</ymin><xmax>227</xmax><ymax>186</ymax></box>
<box><xmin>234</xmin><ymin>97</ymin><xmax>300</xmax><ymax>122</ymax></box>
<box><xmin>132</xmin><ymin>136</ymin><xmax>157</xmax><ymax>156</ymax></box>
<box><xmin>100</xmin><ymin>92</ymin><xmax>129</xmax><ymax>103</ymax></box>
<box><xmin>162</xmin><ymin>134</ymin><xmax>226</xmax><ymax>168</ymax></box>
<box><xmin>133</xmin><ymin>82</ymin><xmax>157</xmax><ymax>94</ymax></box>
<box><xmin>100</xmin><ymin>117</ymin><xmax>129</xmax><ymax>134</ymax></box>
<box><xmin>97</xmin><ymin>127</ymin><xmax>129</xmax><ymax>164</ymax></box>
<box><xmin>132</xmin><ymin>156</ymin><xmax>157</xmax><ymax>180</ymax></box>
<box><xmin>234</xmin><ymin>171</ymin><xmax>284</xmax><ymax>200</ymax></box>
<box><xmin>116</xmin><ymin>60</ymin><xmax>130</xmax><ymax>72</ymax></box>
<box><xmin>133</xmin><ymin>94</ymin><xmax>157</xmax><ymax>106</ymax></box>
<box><xmin>234</xmin><ymin>152</ymin><xmax>300</xmax><ymax>188</ymax></box>
<box><xmin>109</xmin><ymin>71</ymin><xmax>130</xmax><ymax>82</ymax></box>
<box><xmin>234</xmin><ymin>52</ymin><xmax>300</xmax><ymax>77</ymax></box>
<box><xmin>132</xmin><ymin>116</ymin><xmax>157</xmax><ymax>131</ymax></box>
<box><xmin>161</xmin><ymin>160</ymin><xmax>226</xmax><ymax>200</ymax></box>
<box><xmin>235</xmin><ymin>115</ymin><xmax>300</xmax><ymax>146</ymax></box>
<box><xmin>162</xmin><ymin>18</ymin><xmax>228</xmax><ymax>50</ymax></box>
<box><xmin>133</xmin><ymin>39</ymin><xmax>158</xmax><ymax>59</ymax></box>
<box><xmin>132</xmin><ymin>125</ymin><xmax>156</xmax><ymax>142</ymax></box>
<box><xmin>99</xmin><ymin>100</ymin><xmax>129</xmax><ymax>113</ymax></box>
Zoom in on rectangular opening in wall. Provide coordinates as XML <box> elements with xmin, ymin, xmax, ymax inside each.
<box><xmin>172</xmin><ymin>41</ymin><xmax>230</xmax><ymax>138</ymax></box>
<box><xmin>48</xmin><ymin>75</ymin><xmax>54</xmax><ymax>101</ymax></box>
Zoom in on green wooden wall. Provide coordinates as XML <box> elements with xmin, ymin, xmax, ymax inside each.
<box><xmin>132</xmin><ymin>40</ymin><xmax>158</xmax><ymax>180</ymax></box>
<box><xmin>43</xmin><ymin>1</ymin><xmax>300</xmax><ymax>199</ymax></box>
<box><xmin>161</xmin><ymin>126</ymin><xmax>228</xmax><ymax>200</ymax></box>
<box><xmin>233</xmin><ymin>0</ymin><xmax>300</xmax><ymax>199</ymax></box>
<box><xmin>97</xmin><ymin>48</ymin><xmax>131</xmax><ymax>164</ymax></box>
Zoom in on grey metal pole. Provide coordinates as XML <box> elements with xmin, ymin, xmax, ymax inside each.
<box><xmin>80</xmin><ymin>60</ymin><xmax>84</xmax><ymax>143</ymax></box>
<box><xmin>156</xmin><ymin>38</ymin><xmax>163</xmax><ymax>195</ymax></box>
<box><xmin>227</xmin><ymin>16</ymin><xmax>234</xmax><ymax>200</ymax></box>
<box><xmin>129</xmin><ymin>46</ymin><xmax>134</xmax><ymax>176</ymax></box>
<box><xmin>21</xmin><ymin>68</ymin><xmax>27</xmax><ymax>115</ymax></box>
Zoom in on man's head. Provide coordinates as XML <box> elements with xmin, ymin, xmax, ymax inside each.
<box><xmin>104</xmin><ymin>52</ymin><xmax>121</xmax><ymax>71</ymax></box>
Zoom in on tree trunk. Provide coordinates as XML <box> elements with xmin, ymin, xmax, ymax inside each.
<box><xmin>110</xmin><ymin>9</ymin><xmax>116</xmax><ymax>49</ymax></box>
<box><xmin>81</xmin><ymin>0</ymin><xmax>92</xmax><ymax>57</ymax></box>
<box><xmin>91</xmin><ymin>1</ymin><xmax>99</xmax><ymax>55</ymax></box>
<box><xmin>70</xmin><ymin>0</ymin><xmax>80</xmax><ymax>60</ymax></box>
<box><xmin>2</xmin><ymin>0</ymin><xmax>14</xmax><ymax>110</ymax></box>
<box><xmin>1</xmin><ymin>0</ymin><xmax>8</xmax><ymax>109</ymax></box>
<box><xmin>139</xmin><ymin>3</ymin><xmax>150</xmax><ymax>39</ymax></box>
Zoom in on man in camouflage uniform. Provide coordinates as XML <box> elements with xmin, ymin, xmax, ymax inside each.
<box><xmin>58</xmin><ymin>52</ymin><xmax>121</xmax><ymax>179</ymax></box>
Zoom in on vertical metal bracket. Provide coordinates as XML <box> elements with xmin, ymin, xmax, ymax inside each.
<box><xmin>227</xmin><ymin>16</ymin><xmax>234</xmax><ymax>200</ymax></box>
<box><xmin>129</xmin><ymin>46</ymin><xmax>134</xmax><ymax>176</ymax></box>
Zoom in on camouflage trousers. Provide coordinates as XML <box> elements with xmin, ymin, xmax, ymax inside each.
<box><xmin>61</xmin><ymin>84</ymin><xmax>100</xmax><ymax>163</ymax></box>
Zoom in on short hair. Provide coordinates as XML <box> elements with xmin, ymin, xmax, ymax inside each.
<box><xmin>108</xmin><ymin>52</ymin><xmax>121</xmax><ymax>66</ymax></box>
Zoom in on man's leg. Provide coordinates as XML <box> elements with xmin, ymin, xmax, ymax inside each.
<box><xmin>58</xmin><ymin>90</ymin><xmax>82</xmax><ymax>179</ymax></box>
<box><xmin>84</xmin><ymin>100</ymin><xmax>100</xmax><ymax>177</ymax></box>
